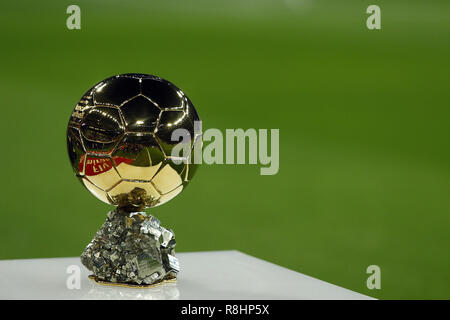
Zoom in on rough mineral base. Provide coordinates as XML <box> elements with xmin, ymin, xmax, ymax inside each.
<box><xmin>81</xmin><ymin>209</ymin><xmax>179</xmax><ymax>286</ymax></box>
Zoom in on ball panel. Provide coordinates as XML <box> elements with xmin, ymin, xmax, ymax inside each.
<box><xmin>80</xmin><ymin>107</ymin><xmax>124</xmax><ymax>153</ymax></box>
<box><xmin>111</xmin><ymin>133</ymin><xmax>165</xmax><ymax>169</ymax></box>
<box><xmin>83</xmin><ymin>156</ymin><xmax>121</xmax><ymax>191</ymax></box>
<box><xmin>69</xmin><ymin>94</ymin><xmax>94</xmax><ymax>128</ymax></box>
<box><xmin>67</xmin><ymin>127</ymin><xmax>85</xmax><ymax>175</ymax></box>
<box><xmin>115</xmin><ymin>162</ymin><xmax>162</xmax><ymax>182</ymax></box>
<box><xmin>163</xmin><ymin>158</ymin><xmax>186</xmax><ymax>177</ymax></box>
<box><xmin>93</xmin><ymin>76</ymin><xmax>140</xmax><ymax>106</ymax></box>
<box><xmin>120</xmin><ymin>96</ymin><xmax>160</xmax><ymax>132</ymax></box>
<box><xmin>151</xmin><ymin>163</ymin><xmax>183</xmax><ymax>194</ymax></box>
<box><xmin>155</xmin><ymin>110</ymin><xmax>194</xmax><ymax>159</ymax></box>
<box><xmin>185</xmin><ymin>97</ymin><xmax>200</xmax><ymax>122</ymax></box>
<box><xmin>82</xmin><ymin>178</ymin><xmax>111</xmax><ymax>204</ymax></box>
<box><xmin>82</xmin><ymin>139</ymin><xmax>122</xmax><ymax>155</ymax></box>
<box><xmin>81</xmin><ymin>107</ymin><xmax>124</xmax><ymax>141</ymax></box>
<box><xmin>141</xmin><ymin>78</ymin><xmax>184</xmax><ymax>109</ymax></box>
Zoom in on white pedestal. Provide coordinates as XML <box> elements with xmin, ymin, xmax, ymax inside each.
<box><xmin>0</xmin><ymin>250</ymin><xmax>372</xmax><ymax>300</ymax></box>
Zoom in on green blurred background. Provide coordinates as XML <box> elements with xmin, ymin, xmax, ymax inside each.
<box><xmin>0</xmin><ymin>0</ymin><xmax>449</xmax><ymax>299</ymax></box>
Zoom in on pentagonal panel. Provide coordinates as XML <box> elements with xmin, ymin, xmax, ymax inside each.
<box><xmin>82</xmin><ymin>177</ymin><xmax>110</xmax><ymax>204</ymax></box>
<box><xmin>108</xmin><ymin>181</ymin><xmax>161</xmax><ymax>209</ymax></box>
<box><xmin>151</xmin><ymin>163</ymin><xmax>183</xmax><ymax>194</ymax></box>
<box><xmin>155</xmin><ymin>110</ymin><xmax>194</xmax><ymax>159</ymax></box>
<box><xmin>83</xmin><ymin>156</ymin><xmax>121</xmax><ymax>191</ymax></box>
<box><xmin>158</xmin><ymin>110</ymin><xmax>185</xmax><ymax>128</ymax></box>
<box><xmin>80</xmin><ymin>107</ymin><xmax>124</xmax><ymax>153</ymax></box>
<box><xmin>93</xmin><ymin>76</ymin><xmax>140</xmax><ymax>106</ymax></box>
<box><xmin>121</xmin><ymin>96</ymin><xmax>160</xmax><ymax>132</ymax></box>
<box><xmin>141</xmin><ymin>78</ymin><xmax>184</xmax><ymax>110</ymax></box>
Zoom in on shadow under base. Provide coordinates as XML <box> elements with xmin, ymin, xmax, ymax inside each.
<box><xmin>81</xmin><ymin>209</ymin><xmax>179</xmax><ymax>287</ymax></box>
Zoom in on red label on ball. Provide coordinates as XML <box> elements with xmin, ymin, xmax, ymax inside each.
<box><xmin>79</xmin><ymin>155</ymin><xmax>133</xmax><ymax>176</ymax></box>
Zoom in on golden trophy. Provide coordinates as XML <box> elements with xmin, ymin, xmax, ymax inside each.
<box><xmin>66</xmin><ymin>73</ymin><xmax>201</xmax><ymax>287</ymax></box>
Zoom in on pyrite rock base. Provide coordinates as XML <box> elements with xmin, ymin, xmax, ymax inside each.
<box><xmin>81</xmin><ymin>209</ymin><xmax>179</xmax><ymax>286</ymax></box>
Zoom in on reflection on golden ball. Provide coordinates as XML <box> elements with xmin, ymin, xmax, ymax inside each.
<box><xmin>66</xmin><ymin>74</ymin><xmax>201</xmax><ymax>211</ymax></box>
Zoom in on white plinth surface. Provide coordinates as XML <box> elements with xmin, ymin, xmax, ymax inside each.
<box><xmin>0</xmin><ymin>250</ymin><xmax>372</xmax><ymax>300</ymax></box>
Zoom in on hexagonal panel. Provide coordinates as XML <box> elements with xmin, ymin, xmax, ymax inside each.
<box><xmin>83</xmin><ymin>156</ymin><xmax>121</xmax><ymax>191</ymax></box>
<box><xmin>82</xmin><ymin>177</ymin><xmax>110</xmax><ymax>204</ymax></box>
<box><xmin>155</xmin><ymin>110</ymin><xmax>194</xmax><ymax>159</ymax></box>
<box><xmin>151</xmin><ymin>163</ymin><xmax>183</xmax><ymax>194</ymax></box>
<box><xmin>80</xmin><ymin>107</ymin><xmax>124</xmax><ymax>153</ymax></box>
<box><xmin>120</xmin><ymin>96</ymin><xmax>160</xmax><ymax>132</ymax></box>
<box><xmin>93</xmin><ymin>76</ymin><xmax>140</xmax><ymax>106</ymax></box>
<box><xmin>141</xmin><ymin>78</ymin><xmax>184</xmax><ymax>110</ymax></box>
<box><xmin>158</xmin><ymin>110</ymin><xmax>185</xmax><ymax>128</ymax></box>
